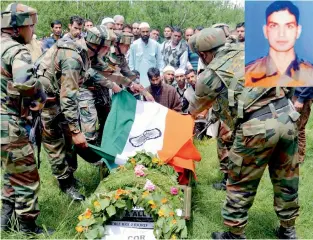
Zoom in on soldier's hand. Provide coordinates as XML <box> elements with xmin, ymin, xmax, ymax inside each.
<box><xmin>294</xmin><ymin>100</ymin><xmax>304</xmax><ymax>112</ymax></box>
<box><xmin>130</xmin><ymin>83</ymin><xmax>145</xmax><ymax>93</ymax></box>
<box><xmin>112</xmin><ymin>83</ymin><xmax>122</xmax><ymax>93</ymax></box>
<box><xmin>72</xmin><ymin>132</ymin><xmax>88</xmax><ymax>148</ymax></box>
<box><xmin>29</xmin><ymin>101</ymin><xmax>45</xmax><ymax>111</ymax></box>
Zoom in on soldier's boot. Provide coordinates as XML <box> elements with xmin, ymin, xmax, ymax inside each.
<box><xmin>212</xmin><ymin>173</ymin><xmax>228</xmax><ymax>191</ymax></box>
<box><xmin>58</xmin><ymin>177</ymin><xmax>85</xmax><ymax>201</ymax></box>
<box><xmin>1</xmin><ymin>200</ymin><xmax>14</xmax><ymax>231</ymax></box>
<box><xmin>211</xmin><ymin>231</ymin><xmax>246</xmax><ymax>239</ymax></box>
<box><xmin>275</xmin><ymin>226</ymin><xmax>297</xmax><ymax>239</ymax></box>
<box><xmin>19</xmin><ymin>220</ymin><xmax>54</xmax><ymax>235</ymax></box>
<box><xmin>69</xmin><ymin>173</ymin><xmax>83</xmax><ymax>188</ymax></box>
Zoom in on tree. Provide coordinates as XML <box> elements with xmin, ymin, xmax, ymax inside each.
<box><xmin>0</xmin><ymin>0</ymin><xmax>244</xmax><ymax>38</ymax></box>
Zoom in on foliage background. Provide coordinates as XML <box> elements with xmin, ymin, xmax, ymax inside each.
<box><xmin>0</xmin><ymin>0</ymin><xmax>244</xmax><ymax>38</ymax></box>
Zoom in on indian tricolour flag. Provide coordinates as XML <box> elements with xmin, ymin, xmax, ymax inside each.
<box><xmin>89</xmin><ymin>91</ymin><xmax>201</xmax><ymax>184</ymax></box>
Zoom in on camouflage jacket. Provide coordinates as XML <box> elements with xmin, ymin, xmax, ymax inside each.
<box><xmin>188</xmin><ymin>44</ymin><xmax>288</xmax><ymax>130</ymax></box>
<box><xmin>86</xmin><ymin>52</ymin><xmax>136</xmax><ymax>89</ymax></box>
<box><xmin>1</xmin><ymin>33</ymin><xmax>46</xmax><ymax>117</ymax></box>
<box><xmin>105</xmin><ymin>52</ymin><xmax>136</xmax><ymax>85</ymax></box>
<box><xmin>35</xmin><ymin>38</ymin><xmax>90</xmax><ymax>131</ymax></box>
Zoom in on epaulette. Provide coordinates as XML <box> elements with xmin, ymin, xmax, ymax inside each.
<box><xmin>299</xmin><ymin>58</ymin><xmax>313</xmax><ymax>68</ymax></box>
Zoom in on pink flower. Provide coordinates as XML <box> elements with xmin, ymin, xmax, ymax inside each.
<box><xmin>144</xmin><ymin>179</ymin><xmax>155</xmax><ymax>191</ymax></box>
<box><xmin>134</xmin><ymin>164</ymin><xmax>146</xmax><ymax>177</ymax></box>
<box><xmin>170</xmin><ymin>187</ymin><xmax>178</xmax><ymax>195</ymax></box>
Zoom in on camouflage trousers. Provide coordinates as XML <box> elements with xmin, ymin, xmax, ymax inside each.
<box><xmin>217</xmin><ymin>120</ymin><xmax>233</xmax><ymax>173</ymax></box>
<box><xmin>41</xmin><ymin>103</ymin><xmax>77</xmax><ymax>180</ymax></box>
<box><xmin>1</xmin><ymin>115</ymin><xmax>40</xmax><ymax>221</ymax></box>
<box><xmin>296</xmin><ymin>99</ymin><xmax>312</xmax><ymax>163</ymax></box>
<box><xmin>78</xmin><ymin>87</ymin><xmax>111</xmax><ymax>144</ymax></box>
<box><xmin>222</xmin><ymin>108</ymin><xmax>300</xmax><ymax>234</ymax></box>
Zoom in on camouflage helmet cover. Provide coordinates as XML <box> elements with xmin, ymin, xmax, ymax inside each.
<box><xmin>114</xmin><ymin>31</ymin><xmax>134</xmax><ymax>45</ymax></box>
<box><xmin>85</xmin><ymin>25</ymin><xmax>116</xmax><ymax>47</ymax></box>
<box><xmin>211</xmin><ymin>23</ymin><xmax>230</xmax><ymax>29</ymax></box>
<box><xmin>211</xmin><ymin>23</ymin><xmax>230</xmax><ymax>38</ymax></box>
<box><xmin>194</xmin><ymin>28</ymin><xmax>226</xmax><ymax>52</ymax></box>
<box><xmin>1</xmin><ymin>3</ymin><xmax>37</xmax><ymax>29</ymax></box>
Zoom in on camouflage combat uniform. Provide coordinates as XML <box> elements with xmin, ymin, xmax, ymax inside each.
<box><xmin>188</xmin><ymin>28</ymin><xmax>300</xmax><ymax>238</ymax></box>
<box><xmin>78</xmin><ymin>32</ymin><xmax>136</xmax><ymax>143</ymax></box>
<box><xmin>211</xmin><ymin>24</ymin><xmax>242</xmax><ymax>189</ymax></box>
<box><xmin>1</xmin><ymin>3</ymin><xmax>46</xmax><ymax>231</ymax></box>
<box><xmin>35</xmin><ymin>36</ymin><xmax>89</xmax><ymax>180</ymax></box>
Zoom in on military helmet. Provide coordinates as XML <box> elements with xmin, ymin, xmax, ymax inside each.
<box><xmin>190</xmin><ymin>28</ymin><xmax>226</xmax><ymax>52</ymax></box>
<box><xmin>114</xmin><ymin>31</ymin><xmax>134</xmax><ymax>45</ymax></box>
<box><xmin>1</xmin><ymin>3</ymin><xmax>37</xmax><ymax>29</ymax></box>
<box><xmin>212</xmin><ymin>23</ymin><xmax>230</xmax><ymax>38</ymax></box>
<box><xmin>85</xmin><ymin>25</ymin><xmax>116</xmax><ymax>47</ymax></box>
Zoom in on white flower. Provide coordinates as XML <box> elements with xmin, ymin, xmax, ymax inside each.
<box><xmin>175</xmin><ymin>209</ymin><xmax>183</xmax><ymax>217</ymax></box>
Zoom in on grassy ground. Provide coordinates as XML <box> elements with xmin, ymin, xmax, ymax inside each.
<box><xmin>1</xmin><ymin>113</ymin><xmax>312</xmax><ymax>239</ymax></box>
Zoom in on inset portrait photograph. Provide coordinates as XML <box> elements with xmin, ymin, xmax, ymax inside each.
<box><xmin>245</xmin><ymin>0</ymin><xmax>313</xmax><ymax>87</ymax></box>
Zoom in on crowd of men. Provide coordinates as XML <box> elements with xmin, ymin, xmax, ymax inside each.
<box><xmin>1</xmin><ymin>1</ymin><xmax>312</xmax><ymax>239</ymax></box>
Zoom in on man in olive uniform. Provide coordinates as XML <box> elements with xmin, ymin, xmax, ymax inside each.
<box><xmin>1</xmin><ymin>3</ymin><xmax>53</xmax><ymax>234</ymax></box>
<box><xmin>35</xmin><ymin>26</ymin><xmax>114</xmax><ymax>201</ymax></box>
<box><xmin>188</xmin><ymin>28</ymin><xmax>299</xmax><ymax>239</ymax></box>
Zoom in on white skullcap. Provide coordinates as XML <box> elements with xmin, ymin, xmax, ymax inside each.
<box><xmin>163</xmin><ymin>65</ymin><xmax>175</xmax><ymax>73</ymax></box>
<box><xmin>101</xmin><ymin>17</ymin><xmax>115</xmax><ymax>25</ymax></box>
<box><xmin>175</xmin><ymin>68</ymin><xmax>185</xmax><ymax>75</ymax></box>
<box><xmin>139</xmin><ymin>22</ymin><xmax>150</xmax><ymax>29</ymax></box>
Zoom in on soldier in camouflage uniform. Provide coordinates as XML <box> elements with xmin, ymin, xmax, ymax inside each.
<box><xmin>78</xmin><ymin>31</ymin><xmax>153</xmax><ymax>144</ymax></box>
<box><xmin>188</xmin><ymin>28</ymin><xmax>299</xmax><ymax>239</ymax></box>
<box><xmin>35</xmin><ymin>25</ymin><xmax>115</xmax><ymax>201</ymax></box>
<box><xmin>211</xmin><ymin>23</ymin><xmax>242</xmax><ymax>191</ymax></box>
<box><xmin>0</xmin><ymin>3</ymin><xmax>54</xmax><ymax>234</ymax></box>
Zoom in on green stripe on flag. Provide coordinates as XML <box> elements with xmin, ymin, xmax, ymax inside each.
<box><xmin>88</xmin><ymin>90</ymin><xmax>137</xmax><ymax>168</ymax></box>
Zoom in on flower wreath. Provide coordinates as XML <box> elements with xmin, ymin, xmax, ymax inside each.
<box><xmin>76</xmin><ymin>152</ymin><xmax>188</xmax><ymax>239</ymax></box>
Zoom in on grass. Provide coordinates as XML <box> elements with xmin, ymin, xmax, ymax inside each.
<box><xmin>1</xmin><ymin>112</ymin><xmax>312</xmax><ymax>239</ymax></box>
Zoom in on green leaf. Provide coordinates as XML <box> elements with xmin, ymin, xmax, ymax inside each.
<box><xmin>102</xmin><ymin>215</ymin><xmax>107</xmax><ymax>222</ymax></box>
<box><xmin>115</xmin><ymin>199</ymin><xmax>126</xmax><ymax>209</ymax></box>
<box><xmin>84</xmin><ymin>227</ymin><xmax>98</xmax><ymax>239</ymax></box>
<box><xmin>94</xmin><ymin>205</ymin><xmax>101</xmax><ymax>213</ymax></box>
<box><xmin>177</xmin><ymin>219</ymin><xmax>186</xmax><ymax>230</ymax></box>
<box><xmin>79</xmin><ymin>217</ymin><xmax>96</xmax><ymax>227</ymax></box>
<box><xmin>99</xmin><ymin>199</ymin><xmax>110</xmax><ymax>209</ymax></box>
<box><xmin>133</xmin><ymin>195</ymin><xmax>138</xmax><ymax>204</ymax></box>
<box><xmin>126</xmin><ymin>199</ymin><xmax>133</xmax><ymax>211</ymax></box>
<box><xmin>98</xmin><ymin>225</ymin><xmax>105</xmax><ymax>238</ymax></box>
<box><xmin>163</xmin><ymin>223</ymin><xmax>171</xmax><ymax>233</ymax></box>
<box><xmin>164</xmin><ymin>230</ymin><xmax>172</xmax><ymax>239</ymax></box>
<box><xmin>156</xmin><ymin>217</ymin><xmax>164</xmax><ymax>228</ymax></box>
<box><xmin>181</xmin><ymin>226</ymin><xmax>188</xmax><ymax>238</ymax></box>
<box><xmin>106</xmin><ymin>205</ymin><xmax>116</xmax><ymax>217</ymax></box>
<box><xmin>154</xmin><ymin>228</ymin><xmax>162</xmax><ymax>239</ymax></box>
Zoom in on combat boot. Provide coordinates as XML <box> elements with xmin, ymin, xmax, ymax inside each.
<box><xmin>69</xmin><ymin>173</ymin><xmax>83</xmax><ymax>188</ymax></box>
<box><xmin>1</xmin><ymin>200</ymin><xmax>14</xmax><ymax>231</ymax></box>
<box><xmin>58</xmin><ymin>177</ymin><xmax>85</xmax><ymax>201</ymax></box>
<box><xmin>211</xmin><ymin>231</ymin><xmax>246</xmax><ymax>239</ymax></box>
<box><xmin>19</xmin><ymin>220</ymin><xmax>54</xmax><ymax>235</ymax></box>
<box><xmin>276</xmin><ymin>226</ymin><xmax>297</xmax><ymax>239</ymax></box>
<box><xmin>212</xmin><ymin>173</ymin><xmax>228</xmax><ymax>191</ymax></box>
